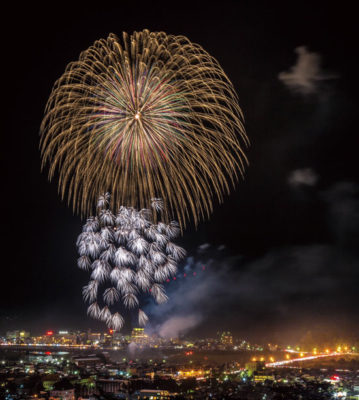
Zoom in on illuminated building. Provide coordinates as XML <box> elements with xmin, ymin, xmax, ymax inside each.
<box><xmin>6</xmin><ymin>330</ymin><xmax>30</xmax><ymax>343</ymax></box>
<box><xmin>49</xmin><ymin>379</ymin><xmax>75</xmax><ymax>400</ymax></box>
<box><xmin>131</xmin><ymin>328</ymin><xmax>149</xmax><ymax>345</ymax></box>
<box><xmin>110</xmin><ymin>330</ymin><xmax>125</xmax><ymax>348</ymax></box>
<box><xmin>87</xmin><ymin>331</ymin><xmax>101</xmax><ymax>344</ymax></box>
<box><xmin>54</xmin><ymin>331</ymin><xmax>77</xmax><ymax>345</ymax></box>
<box><xmin>135</xmin><ymin>389</ymin><xmax>172</xmax><ymax>399</ymax></box>
<box><xmin>96</xmin><ymin>378</ymin><xmax>127</xmax><ymax>394</ymax></box>
<box><xmin>245</xmin><ymin>361</ymin><xmax>265</xmax><ymax>375</ymax></box>
<box><xmin>73</xmin><ymin>356</ymin><xmax>102</xmax><ymax>368</ymax></box>
<box><xmin>220</xmin><ymin>331</ymin><xmax>233</xmax><ymax>346</ymax></box>
<box><xmin>253</xmin><ymin>374</ymin><xmax>275</xmax><ymax>383</ymax></box>
<box><xmin>176</xmin><ymin>369</ymin><xmax>209</xmax><ymax>380</ymax></box>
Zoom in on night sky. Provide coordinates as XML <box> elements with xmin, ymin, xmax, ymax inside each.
<box><xmin>1</xmin><ymin>2</ymin><xmax>358</xmax><ymax>343</ymax></box>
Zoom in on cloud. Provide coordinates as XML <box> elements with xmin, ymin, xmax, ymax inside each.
<box><xmin>144</xmin><ymin>251</ymin><xmax>236</xmax><ymax>338</ymax></box>
<box><xmin>197</xmin><ymin>243</ymin><xmax>211</xmax><ymax>253</ymax></box>
<box><xmin>127</xmin><ymin>341</ymin><xmax>138</xmax><ymax>356</ymax></box>
<box><xmin>144</xmin><ymin>182</ymin><xmax>359</xmax><ymax>341</ymax></box>
<box><xmin>158</xmin><ymin>315</ymin><xmax>202</xmax><ymax>339</ymax></box>
<box><xmin>288</xmin><ymin>168</ymin><xmax>318</xmax><ymax>187</ymax></box>
<box><xmin>146</xmin><ymin>239</ymin><xmax>358</xmax><ymax>341</ymax></box>
<box><xmin>278</xmin><ymin>46</ymin><xmax>337</xmax><ymax>95</ymax></box>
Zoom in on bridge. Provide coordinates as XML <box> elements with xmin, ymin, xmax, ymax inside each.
<box><xmin>266</xmin><ymin>351</ymin><xmax>359</xmax><ymax>367</ymax></box>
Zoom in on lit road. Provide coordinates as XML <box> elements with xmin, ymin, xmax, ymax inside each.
<box><xmin>265</xmin><ymin>352</ymin><xmax>358</xmax><ymax>367</ymax></box>
<box><xmin>0</xmin><ymin>343</ymin><xmax>97</xmax><ymax>350</ymax></box>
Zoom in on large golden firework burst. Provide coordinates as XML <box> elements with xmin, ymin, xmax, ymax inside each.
<box><xmin>40</xmin><ymin>29</ymin><xmax>249</xmax><ymax>228</ymax></box>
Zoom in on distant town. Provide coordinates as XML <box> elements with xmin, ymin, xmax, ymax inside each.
<box><xmin>1</xmin><ymin>329</ymin><xmax>359</xmax><ymax>399</ymax></box>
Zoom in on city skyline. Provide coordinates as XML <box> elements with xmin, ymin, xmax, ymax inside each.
<box><xmin>2</xmin><ymin>327</ymin><xmax>358</xmax><ymax>354</ymax></box>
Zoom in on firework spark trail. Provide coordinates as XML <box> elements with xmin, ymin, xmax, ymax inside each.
<box><xmin>40</xmin><ymin>29</ymin><xmax>248</xmax><ymax>228</ymax></box>
<box><xmin>77</xmin><ymin>194</ymin><xmax>185</xmax><ymax>330</ymax></box>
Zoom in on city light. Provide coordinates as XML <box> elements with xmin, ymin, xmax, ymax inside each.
<box><xmin>0</xmin><ymin>329</ymin><xmax>358</xmax><ymax>399</ymax></box>
<box><xmin>330</xmin><ymin>375</ymin><xmax>340</xmax><ymax>381</ymax></box>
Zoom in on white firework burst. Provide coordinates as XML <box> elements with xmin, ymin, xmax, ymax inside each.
<box><xmin>128</xmin><ymin>229</ymin><xmax>140</xmax><ymax>241</ymax></box>
<box><xmin>114</xmin><ymin>229</ymin><xmax>128</xmax><ymax>245</ymax></box>
<box><xmin>120</xmin><ymin>267</ymin><xmax>135</xmax><ymax>282</ymax></box>
<box><xmin>144</xmin><ymin>225</ymin><xmax>158</xmax><ymax>241</ymax></box>
<box><xmin>99</xmin><ymin>306</ymin><xmax>112</xmax><ymax>322</ymax></box>
<box><xmin>114</xmin><ymin>247</ymin><xmax>137</xmax><ymax>267</ymax></box>
<box><xmin>123</xmin><ymin>293</ymin><xmax>139</xmax><ymax>308</ymax></box>
<box><xmin>151</xmin><ymin>283</ymin><xmax>168</xmax><ymax>304</ymax></box>
<box><xmin>77</xmin><ymin>194</ymin><xmax>185</xmax><ymax>330</ymax></box>
<box><xmin>151</xmin><ymin>198</ymin><xmax>164</xmax><ymax>212</ymax></box>
<box><xmin>167</xmin><ymin>221</ymin><xmax>180</xmax><ymax>238</ymax></box>
<box><xmin>117</xmin><ymin>280</ymin><xmax>138</xmax><ymax>295</ymax></box>
<box><xmin>97</xmin><ymin>192</ymin><xmax>110</xmax><ymax>209</ymax></box>
<box><xmin>103</xmin><ymin>287</ymin><xmax>120</xmax><ymax>305</ymax></box>
<box><xmin>83</xmin><ymin>233</ymin><xmax>103</xmax><ymax>258</ymax></box>
<box><xmin>91</xmin><ymin>260</ymin><xmax>110</xmax><ymax>282</ymax></box>
<box><xmin>82</xmin><ymin>280</ymin><xmax>98</xmax><ymax>303</ymax></box>
<box><xmin>166</xmin><ymin>242</ymin><xmax>187</xmax><ymax>261</ymax></box>
<box><xmin>77</xmin><ymin>255</ymin><xmax>91</xmax><ymax>270</ymax></box>
<box><xmin>138</xmin><ymin>255</ymin><xmax>153</xmax><ymax>272</ymax></box>
<box><xmin>87</xmin><ymin>302</ymin><xmax>101</xmax><ymax>319</ymax></box>
<box><xmin>154</xmin><ymin>231</ymin><xmax>168</xmax><ymax>247</ymax></box>
<box><xmin>128</xmin><ymin>237</ymin><xmax>149</xmax><ymax>255</ymax></box>
<box><xmin>135</xmin><ymin>269</ymin><xmax>152</xmax><ymax>290</ymax></box>
<box><xmin>82</xmin><ymin>216</ymin><xmax>100</xmax><ymax>233</ymax></box>
<box><xmin>138</xmin><ymin>309</ymin><xmax>149</xmax><ymax>327</ymax></box>
<box><xmin>109</xmin><ymin>312</ymin><xmax>124</xmax><ymax>330</ymax></box>
<box><xmin>100</xmin><ymin>244</ymin><xmax>116</xmax><ymax>262</ymax></box>
<box><xmin>163</xmin><ymin>258</ymin><xmax>178</xmax><ymax>275</ymax></box>
<box><xmin>149</xmin><ymin>249</ymin><xmax>166</xmax><ymax>265</ymax></box>
<box><xmin>156</xmin><ymin>222</ymin><xmax>168</xmax><ymax>234</ymax></box>
<box><xmin>154</xmin><ymin>266</ymin><xmax>168</xmax><ymax>282</ymax></box>
<box><xmin>110</xmin><ymin>267</ymin><xmax>122</xmax><ymax>284</ymax></box>
<box><xmin>99</xmin><ymin>209</ymin><xmax>115</xmax><ymax>226</ymax></box>
<box><xmin>100</xmin><ymin>226</ymin><xmax>114</xmax><ymax>242</ymax></box>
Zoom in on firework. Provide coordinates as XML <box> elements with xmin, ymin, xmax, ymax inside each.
<box><xmin>78</xmin><ymin>193</ymin><xmax>185</xmax><ymax>330</ymax></box>
<box><xmin>40</xmin><ymin>29</ymin><xmax>248</xmax><ymax>228</ymax></box>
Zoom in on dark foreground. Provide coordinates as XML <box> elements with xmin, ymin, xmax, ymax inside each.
<box><xmin>1</xmin><ymin>348</ymin><xmax>359</xmax><ymax>399</ymax></box>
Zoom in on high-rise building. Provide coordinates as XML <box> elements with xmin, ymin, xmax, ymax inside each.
<box><xmin>131</xmin><ymin>328</ymin><xmax>149</xmax><ymax>345</ymax></box>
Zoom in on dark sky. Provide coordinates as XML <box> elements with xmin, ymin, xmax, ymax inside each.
<box><xmin>1</xmin><ymin>2</ymin><xmax>358</xmax><ymax>343</ymax></box>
